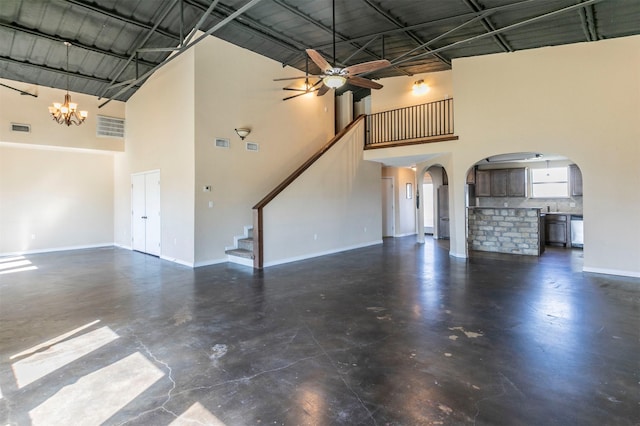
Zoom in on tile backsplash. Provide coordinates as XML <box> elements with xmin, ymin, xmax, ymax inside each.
<box><xmin>476</xmin><ymin>196</ymin><xmax>583</xmax><ymax>214</ymax></box>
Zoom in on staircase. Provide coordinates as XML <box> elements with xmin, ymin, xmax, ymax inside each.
<box><xmin>225</xmin><ymin>226</ymin><xmax>254</xmax><ymax>267</ymax></box>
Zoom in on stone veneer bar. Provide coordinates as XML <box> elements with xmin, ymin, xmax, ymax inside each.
<box><xmin>467</xmin><ymin>207</ymin><xmax>543</xmax><ymax>256</ymax></box>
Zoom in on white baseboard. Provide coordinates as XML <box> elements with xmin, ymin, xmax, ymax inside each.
<box><xmin>449</xmin><ymin>251</ymin><xmax>468</xmax><ymax>259</ymax></box>
<box><xmin>114</xmin><ymin>243</ymin><xmax>132</xmax><ymax>250</ymax></box>
<box><xmin>194</xmin><ymin>258</ymin><xmax>229</xmax><ymax>268</ymax></box>
<box><xmin>394</xmin><ymin>232</ymin><xmax>417</xmax><ymax>237</ymax></box>
<box><xmin>159</xmin><ymin>255</ymin><xmax>194</xmax><ymax>268</ymax></box>
<box><xmin>264</xmin><ymin>240</ymin><xmax>382</xmax><ymax>268</ymax></box>
<box><xmin>583</xmin><ymin>266</ymin><xmax>640</xmax><ymax>278</ymax></box>
<box><xmin>1</xmin><ymin>243</ymin><xmax>114</xmax><ymax>257</ymax></box>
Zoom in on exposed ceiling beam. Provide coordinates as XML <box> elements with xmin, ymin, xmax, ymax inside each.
<box><xmin>99</xmin><ymin>0</ymin><xmax>179</xmax><ymax>98</ymax></box>
<box><xmin>462</xmin><ymin>0</ymin><xmax>513</xmax><ymax>52</ymax></box>
<box><xmin>365</xmin><ymin>0</ymin><xmax>609</xmax><ymax>73</ymax></box>
<box><xmin>99</xmin><ymin>0</ymin><xmax>265</xmax><ymax>107</ymax></box>
<box><xmin>359</xmin><ymin>0</ymin><xmax>451</xmax><ymax>66</ymax></box>
<box><xmin>312</xmin><ymin>0</ymin><xmax>544</xmax><ymax>50</ymax></box>
<box><xmin>64</xmin><ymin>0</ymin><xmax>180</xmax><ymax>41</ymax></box>
<box><xmin>271</xmin><ymin>0</ymin><xmax>411</xmax><ymax>76</ymax></box>
<box><xmin>184</xmin><ymin>0</ymin><xmax>305</xmax><ymax>54</ymax></box>
<box><xmin>0</xmin><ymin>54</ymin><xmax>135</xmax><ymax>87</ymax></box>
<box><xmin>578</xmin><ymin>1</ymin><xmax>599</xmax><ymax>41</ymax></box>
<box><xmin>0</xmin><ymin>22</ymin><xmax>158</xmax><ymax>69</ymax></box>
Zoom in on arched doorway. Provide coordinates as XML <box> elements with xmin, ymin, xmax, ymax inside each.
<box><xmin>464</xmin><ymin>152</ymin><xmax>584</xmax><ymax>257</ymax></box>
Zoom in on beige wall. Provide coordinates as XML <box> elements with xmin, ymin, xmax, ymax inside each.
<box><xmin>0</xmin><ymin>78</ymin><xmax>124</xmax><ymax>255</ymax></box>
<box><xmin>382</xmin><ymin>166</ymin><xmax>417</xmax><ymax>236</ymax></box>
<box><xmin>192</xmin><ymin>36</ymin><xmax>335</xmax><ymax>265</ymax></box>
<box><xmin>366</xmin><ymin>35</ymin><xmax>640</xmax><ymax>277</ymax></box>
<box><xmin>263</xmin><ymin>119</ymin><xmax>382</xmax><ymax>266</ymax></box>
<box><xmin>371</xmin><ymin>70</ymin><xmax>453</xmax><ymax>113</ymax></box>
<box><xmin>0</xmin><ymin>143</ymin><xmax>114</xmax><ymax>254</ymax></box>
<box><xmin>0</xmin><ymin>77</ymin><xmax>125</xmax><ymax>151</ymax></box>
<box><xmin>114</xmin><ymin>49</ymin><xmax>196</xmax><ymax>265</ymax></box>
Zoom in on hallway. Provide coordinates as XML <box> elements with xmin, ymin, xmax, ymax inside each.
<box><xmin>0</xmin><ymin>238</ymin><xmax>637</xmax><ymax>425</ymax></box>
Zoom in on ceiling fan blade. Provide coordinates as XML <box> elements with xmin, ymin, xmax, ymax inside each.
<box><xmin>347</xmin><ymin>76</ymin><xmax>383</xmax><ymax>90</ymax></box>
<box><xmin>306</xmin><ymin>49</ymin><xmax>332</xmax><ymax>73</ymax></box>
<box><xmin>283</xmin><ymin>92</ymin><xmax>312</xmax><ymax>101</ymax></box>
<box><xmin>316</xmin><ymin>84</ymin><xmax>330</xmax><ymax>96</ymax></box>
<box><xmin>344</xmin><ymin>59</ymin><xmax>391</xmax><ymax>76</ymax></box>
<box><xmin>273</xmin><ymin>75</ymin><xmax>321</xmax><ymax>81</ymax></box>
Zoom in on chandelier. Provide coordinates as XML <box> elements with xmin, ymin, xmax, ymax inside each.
<box><xmin>48</xmin><ymin>42</ymin><xmax>87</xmax><ymax>126</ymax></box>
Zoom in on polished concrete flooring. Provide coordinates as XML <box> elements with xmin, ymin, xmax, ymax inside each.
<box><xmin>0</xmin><ymin>237</ymin><xmax>638</xmax><ymax>425</ymax></box>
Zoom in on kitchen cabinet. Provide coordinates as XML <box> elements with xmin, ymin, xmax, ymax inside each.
<box><xmin>508</xmin><ymin>168</ymin><xmax>526</xmax><ymax>197</ymax></box>
<box><xmin>570</xmin><ymin>164</ymin><xmax>583</xmax><ymax>196</ymax></box>
<box><xmin>477</xmin><ymin>168</ymin><xmax>526</xmax><ymax>197</ymax></box>
<box><xmin>491</xmin><ymin>169</ymin><xmax>508</xmax><ymax>196</ymax></box>
<box><xmin>476</xmin><ymin>170</ymin><xmax>491</xmax><ymax>197</ymax></box>
<box><xmin>544</xmin><ymin>214</ymin><xmax>570</xmax><ymax>247</ymax></box>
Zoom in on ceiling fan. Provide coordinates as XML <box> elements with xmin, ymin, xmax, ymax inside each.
<box><xmin>276</xmin><ymin>0</ymin><xmax>391</xmax><ymax>100</ymax></box>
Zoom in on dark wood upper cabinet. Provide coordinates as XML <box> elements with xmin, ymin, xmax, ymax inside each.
<box><xmin>476</xmin><ymin>168</ymin><xmax>526</xmax><ymax>197</ymax></box>
<box><xmin>570</xmin><ymin>164</ymin><xmax>583</xmax><ymax>196</ymax></box>
<box><xmin>490</xmin><ymin>169</ymin><xmax>508</xmax><ymax>197</ymax></box>
<box><xmin>508</xmin><ymin>168</ymin><xmax>526</xmax><ymax>197</ymax></box>
<box><xmin>476</xmin><ymin>170</ymin><xmax>491</xmax><ymax>197</ymax></box>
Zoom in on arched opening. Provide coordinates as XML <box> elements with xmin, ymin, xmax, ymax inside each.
<box><xmin>465</xmin><ymin>152</ymin><xmax>584</xmax><ymax>258</ymax></box>
<box><xmin>418</xmin><ymin>164</ymin><xmax>449</xmax><ymax>242</ymax></box>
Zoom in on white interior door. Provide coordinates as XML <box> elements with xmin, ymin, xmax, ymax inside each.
<box><xmin>144</xmin><ymin>171</ymin><xmax>161</xmax><ymax>256</ymax></box>
<box><xmin>381</xmin><ymin>177</ymin><xmax>394</xmax><ymax>237</ymax></box>
<box><xmin>131</xmin><ymin>174</ymin><xmax>146</xmax><ymax>252</ymax></box>
<box><xmin>131</xmin><ymin>171</ymin><xmax>161</xmax><ymax>256</ymax></box>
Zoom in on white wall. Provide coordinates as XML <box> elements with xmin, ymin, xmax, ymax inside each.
<box><xmin>263</xmin><ymin>119</ymin><xmax>382</xmax><ymax>266</ymax></box>
<box><xmin>0</xmin><ymin>144</ymin><xmax>114</xmax><ymax>254</ymax></box>
<box><xmin>192</xmin><ymin>36</ymin><xmax>334</xmax><ymax>266</ymax></box>
<box><xmin>0</xmin><ymin>78</ymin><xmax>124</xmax><ymax>255</ymax></box>
<box><xmin>366</xmin><ymin>35</ymin><xmax>640</xmax><ymax>277</ymax></box>
<box><xmin>114</xmin><ymin>49</ymin><xmax>196</xmax><ymax>265</ymax></box>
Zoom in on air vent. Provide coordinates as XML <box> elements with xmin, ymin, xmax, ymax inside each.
<box><xmin>11</xmin><ymin>123</ymin><xmax>30</xmax><ymax>133</ymax></box>
<box><xmin>215</xmin><ymin>138</ymin><xmax>230</xmax><ymax>148</ymax></box>
<box><xmin>97</xmin><ymin>115</ymin><xmax>125</xmax><ymax>138</ymax></box>
<box><xmin>246</xmin><ymin>142</ymin><xmax>259</xmax><ymax>152</ymax></box>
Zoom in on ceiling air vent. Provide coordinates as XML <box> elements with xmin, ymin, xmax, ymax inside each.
<box><xmin>97</xmin><ymin>115</ymin><xmax>125</xmax><ymax>138</ymax></box>
<box><xmin>11</xmin><ymin>123</ymin><xmax>31</xmax><ymax>133</ymax></box>
<box><xmin>246</xmin><ymin>142</ymin><xmax>259</xmax><ymax>152</ymax></box>
<box><xmin>215</xmin><ymin>138</ymin><xmax>230</xmax><ymax>148</ymax></box>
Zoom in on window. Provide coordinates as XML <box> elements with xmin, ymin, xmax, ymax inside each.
<box><xmin>531</xmin><ymin>167</ymin><xmax>569</xmax><ymax>198</ymax></box>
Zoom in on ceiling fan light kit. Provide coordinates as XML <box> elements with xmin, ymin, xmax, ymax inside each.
<box><xmin>323</xmin><ymin>74</ymin><xmax>347</xmax><ymax>89</ymax></box>
<box><xmin>277</xmin><ymin>0</ymin><xmax>390</xmax><ymax>100</ymax></box>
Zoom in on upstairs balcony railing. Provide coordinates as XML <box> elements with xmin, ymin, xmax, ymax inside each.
<box><xmin>365</xmin><ymin>98</ymin><xmax>454</xmax><ymax>146</ymax></box>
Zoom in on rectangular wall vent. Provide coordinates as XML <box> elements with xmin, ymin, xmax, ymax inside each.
<box><xmin>97</xmin><ymin>115</ymin><xmax>125</xmax><ymax>138</ymax></box>
<box><xmin>215</xmin><ymin>138</ymin><xmax>230</xmax><ymax>148</ymax></box>
<box><xmin>11</xmin><ymin>123</ymin><xmax>31</xmax><ymax>133</ymax></box>
<box><xmin>246</xmin><ymin>142</ymin><xmax>259</xmax><ymax>152</ymax></box>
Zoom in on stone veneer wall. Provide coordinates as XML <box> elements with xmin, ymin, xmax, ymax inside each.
<box><xmin>468</xmin><ymin>208</ymin><xmax>542</xmax><ymax>256</ymax></box>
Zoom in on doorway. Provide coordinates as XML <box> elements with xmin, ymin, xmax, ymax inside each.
<box><xmin>131</xmin><ymin>170</ymin><xmax>161</xmax><ymax>256</ymax></box>
<box><xmin>381</xmin><ymin>177</ymin><xmax>394</xmax><ymax>237</ymax></box>
<box><xmin>422</xmin><ymin>173</ymin><xmax>434</xmax><ymax>234</ymax></box>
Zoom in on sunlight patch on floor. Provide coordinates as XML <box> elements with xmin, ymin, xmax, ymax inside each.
<box><xmin>0</xmin><ymin>256</ymin><xmax>38</xmax><ymax>275</ymax></box>
<box><xmin>29</xmin><ymin>352</ymin><xmax>164</xmax><ymax>425</ymax></box>
<box><xmin>12</xmin><ymin>325</ymin><xmax>118</xmax><ymax>388</ymax></box>
<box><xmin>11</xmin><ymin>320</ymin><xmax>101</xmax><ymax>361</ymax></box>
<box><xmin>169</xmin><ymin>402</ymin><xmax>227</xmax><ymax>425</ymax></box>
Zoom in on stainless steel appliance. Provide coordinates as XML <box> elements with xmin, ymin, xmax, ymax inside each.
<box><xmin>571</xmin><ymin>215</ymin><xmax>583</xmax><ymax>247</ymax></box>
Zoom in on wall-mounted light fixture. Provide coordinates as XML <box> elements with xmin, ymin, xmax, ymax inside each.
<box><xmin>412</xmin><ymin>79</ymin><xmax>430</xmax><ymax>96</ymax></box>
<box><xmin>234</xmin><ymin>128</ymin><xmax>251</xmax><ymax>140</ymax></box>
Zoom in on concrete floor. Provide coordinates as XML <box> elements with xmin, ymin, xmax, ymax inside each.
<box><xmin>0</xmin><ymin>237</ymin><xmax>638</xmax><ymax>425</ymax></box>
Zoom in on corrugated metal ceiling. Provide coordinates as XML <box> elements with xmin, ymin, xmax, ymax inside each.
<box><xmin>0</xmin><ymin>0</ymin><xmax>638</xmax><ymax>104</ymax></box>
